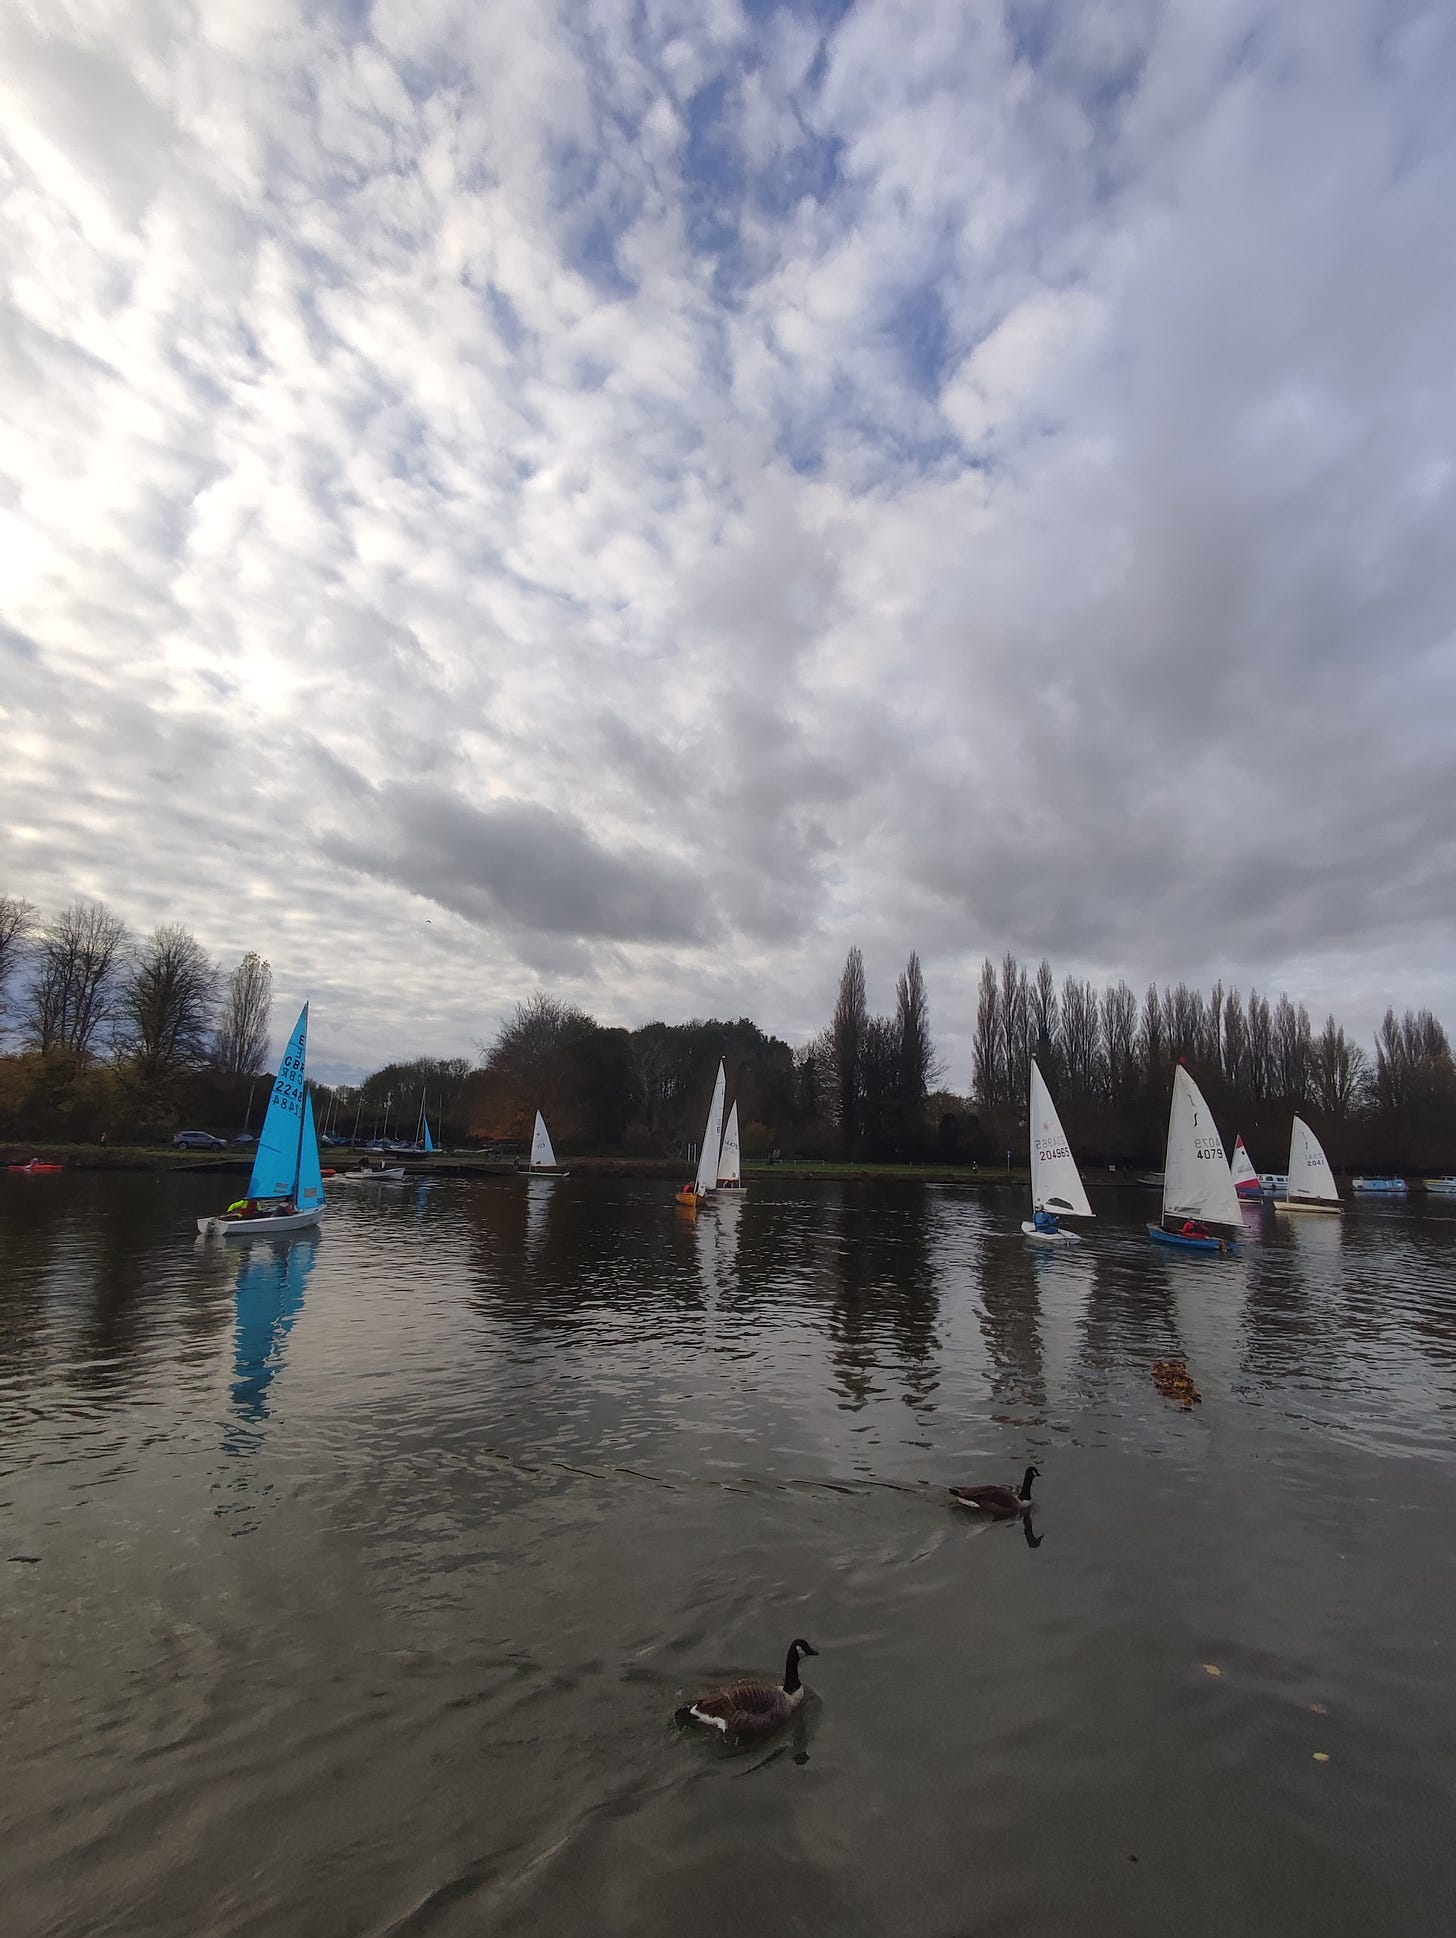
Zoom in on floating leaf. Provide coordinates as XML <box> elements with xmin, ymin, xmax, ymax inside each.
<box><xmin>1312</xmin><ymin>1752</ymin><xmax>1330</xmax><ymax>1763</ymax></box>
<box><xmin>1309</xmin><ymin>1703</ymin><xmax>1327</xmax><ymax>1715</ymax></box>
<box><xmin>1203</xmin><ymin>1664</ymin><xmax>1222</xmax><ymax>1677</ymax></box>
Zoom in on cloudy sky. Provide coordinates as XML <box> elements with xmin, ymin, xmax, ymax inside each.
<box><xmin>2</xmin><ymin>0</ymin><xmax>1454</xmax><ymax>1082</ymax></box>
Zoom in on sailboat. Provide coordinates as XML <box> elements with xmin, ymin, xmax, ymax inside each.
<box><xmin>198</xmin><ymin>1004</ymin><xmax>326</xmax><ymax>1238</ymax></box>
<box><xmin>1021</xmin><ymin>1059</ymin><xmax>1092</xmax><ymax>1246</ymax></box>
<box><xmin>527</xmin><ymin>1110</ymin><xmax>569</xmax><ymax>1176</ymax></box>
<box><xmin>1146</xmin><ymin>1065</ymin><xmax>1242</xmax><ymax>1253</ymax></box>
<box><xmin>1273</xmin><ymin>1115</ymin><xmax>1343</xmax><ymax>1215</ymax></box>
<box><xmin>1230</xmin><ymin>1135</ymin><xmax>1266</xmax><ymax>1200</ymax></box>
<box><xmin>676</xmin><ymin>1060</ymin><xmax>726</xmax><ymax>1210</ymax></box>
<box><xmin>715</xmin><ymin>1100</ymin><xmax>746</xmax><ymax>1196</ymax></box>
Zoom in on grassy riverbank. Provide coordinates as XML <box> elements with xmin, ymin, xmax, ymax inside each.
<box><xmin>1</xmin><ymin>1141</ymin><xmax>1058</xmax><ymax>1188</ymax></box>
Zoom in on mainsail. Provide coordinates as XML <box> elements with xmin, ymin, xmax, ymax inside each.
<box><xmin>1161</xmin><ymin>1065</ymin><xmax>1242</xmax><ymax>1226</ymax></box>
<box><xmin>716</xmin><ymin>1101</ymin><xmax>742</xmax><ymax>1188</ymax></box>
<box><xmin>692</xmin><ymin>1062</ymin><xmax>727</xmax><ymax>1197</ymax></box>
<box><xmin>1230</xmin><ymin>1135</ymin><xmax>1260</xmax><ymax>1196</ymax></box>
<box><xmin>1029</xmin><ymin>1060</ymin><xmax>1093</xmax><ymax>1218</ymax></box>
<box><xmin>1287</xmin><ymin>1115</ymin><xmax>1339</xmax><ymax>1203</ymax></box>
<box><xmin>247</xmin><ymin>1005</ymin><xmax>309</xmax><ymax>1200</ymax></box>
<box><xmin>530</xmin><ymin>1111</ymin><xmax>557</xmax><ymax>1171</ymax></box>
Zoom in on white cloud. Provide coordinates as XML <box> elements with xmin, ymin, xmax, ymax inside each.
<box><xmin>1</xmin><ymin>0</ymin><xmax>1454</xmax><ymax>1082</ymax></box>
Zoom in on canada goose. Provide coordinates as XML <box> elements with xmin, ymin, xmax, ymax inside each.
<box><xmin>676</xmin><ymin>1639</ymin><xmax>818</xmax><ymax>1740</ymax></box>
<box><xmin>949</xmin><ymin>1464</ymin><xmax>1039</xmax><ymax>1519</ymax></box>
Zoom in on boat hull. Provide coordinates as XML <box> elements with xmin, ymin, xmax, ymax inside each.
<box><xmin>1352</xmin><ymin>1177</ymin><xmax>1408</xmax><ymax>1195</ymax></box>
<box><xmin>1147</xmin><ymin>1224</ymin><xmax>1235</xmax><ymax>1255</ymax></box>
<box><xmin>199</xmin><ymin>1207</ymin><xmax>326</xmax><ymax>1239</ymax></box>
<box><xmin>1021</xmin><ymin>1220</ymin><xmax>1079</xmax><ymax>1247</ymax></box>
<box><xmin>675</xmin><ymin>1187</ymin><xmax>706</xmax><ymax>1210</ymax></box>
<box><xmin>527</xmin><ymin>1166</ymin><xmax>570</xmax><ymax>1178</ymax></box>
<box><xmin>1274</xmin><ymin>1198</ymin><xmax>1343</xmax><ymax>1216</ymax></box>
<box><xmin>8</xmin><ymin>1161</ymin><xmax>63</xmax><ymax>1173</ymax></box>
<box><xmin>1426</xmin><ymin>1178</ymin><xmax>1456</xmax><ymax>1196</ymax></box>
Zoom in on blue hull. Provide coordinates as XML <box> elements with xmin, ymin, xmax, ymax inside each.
<box><xmin>1147</xmin><ymin>1224</ymin><xmax>1235</xmax><ymax>1255</ymax></box>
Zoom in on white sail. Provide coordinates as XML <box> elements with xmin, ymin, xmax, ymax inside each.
<box><xmin>1029</xmin><ymin>1060</ymin><xmax>1092</xmax><ymax>1218</ymax></box>
<box><xmin>692</xmin><ymin>1062</ymin><xmax>727</xmax><ymax>1196</ymax></box>
<box><xmin>1230</xmin><ymin>1135</ymin><xmax>1259</xmax><ymax>1193</ymax></box>
<box><xmin>529</xmin><ymin>1111</ymin><xmax>557</xmax><ymax>1171</ymax></box>
<box><xmin>1287</xmin><ymin>1115</ymin><xmax>1339</xmax><ymax>1202</ymax></box>
<box><xmin>1161</xmin><ymin>1066</ymin><xmax>1242</xmax><ymax>1225</ymax></box>
<box><xmin>716</xmin><ymin>1101</ymin><xmax>742</xmax><ymax>1188</ymax></box>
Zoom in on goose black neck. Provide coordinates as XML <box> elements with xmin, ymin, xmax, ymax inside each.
<box><xmin>783</xmin><ymin>1644</ymin><xmax>803</xmax><ymax>1693</ymax></box>
<box><xmin>1021</xmin><ymin>1466</ymin><xmax>1037</xmax><ymax>1501</ymax></box>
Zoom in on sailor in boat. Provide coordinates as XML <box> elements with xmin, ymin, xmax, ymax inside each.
<box><xmin>1032</xmin><ymin>1207</ymin><xmax>1060</xmax><ymax>1236</ymax></box>
<box><xmin>1179</xmin><ymin>1217</ymin><xmax>1212</xmax><ymax>1240</ymax></box>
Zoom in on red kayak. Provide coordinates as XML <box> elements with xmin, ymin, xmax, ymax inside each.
<box><xmin>8</xmin><ymin>1160</ymin><xmax>63</xmax><ymax>1173</ymax></box>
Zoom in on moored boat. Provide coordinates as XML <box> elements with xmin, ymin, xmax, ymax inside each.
<box><xmin>1352</xmin><ymin>1175</ymin><xmax>1408</xmax><ymax>1195</ymax></box>
<box><xmin>1146</xmin><ymin>1065</ymin><xmax>1241</xmax><ymax>1255</ymax></box>
<box><xmin>1021</xmin><ymin>1059</ymin><xmax>1092</xmax><ymax>1246</ymax></box>
<box><xmin>1425</xmin><ymin>1177</ymin><xmax>1456</xmax><ymax>1196</ymax></box>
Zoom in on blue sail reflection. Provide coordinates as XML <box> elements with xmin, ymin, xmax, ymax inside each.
<box><xmin>229</xmin><ymin>1234</ymin><xmax>319</xmax><ymax>1430</ymax></box>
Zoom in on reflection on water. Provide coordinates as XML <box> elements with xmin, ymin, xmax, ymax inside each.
<box><xmin>2</xmin><ymin>1173</ymin><xmax>1456</xmax><ymax>1938</ymax></box>
<box><xmin>229</xmin><ymin>1235</ymin><xmax>318</xmax><ymax>1427</ymax></box>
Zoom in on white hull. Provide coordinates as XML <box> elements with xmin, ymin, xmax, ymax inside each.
<box><xmin>199</xmin><ymin>1207</ymin><xmax>325</xmax><ymax>1239</ymax></box>
<box><xmin>714</xmin><ymin>1181</ymin><xmax>747</xmax><ymax>1196</ymax></box>
<box><xmin>1426</xmin><ymin>1178</ymin><xmax>1456</xmax><ymax>1196</ymax></box>
<box><xmin>338</xmin><ymin>1166</ymin><xmax>407</xmax><ymax>1182</ymax></box>
<box><xmin>1021</xmin><ymin>1220</ymin><xmax>1079</xmax><ymax>1247</ymax></box>
<box><xmin>1352</xmin><ymin>1178</ymin><xmax>1408</xmax><ymax>1195</ymax></box>
<box><xmin>528</xmin><ymin>1165</ymin><xmax>570</xmax><ymax>1177</ymax></box>
<box><xmin>1273</xmin><ymin>1198</ymin><xmax>1343</xmax><ymax>1216</ymax></box>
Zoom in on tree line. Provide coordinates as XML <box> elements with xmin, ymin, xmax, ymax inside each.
<box><xmin>970</xmin><ymin>952</ymin><xmax>1456</xmax><ymax>1173</ymax></box>
<box><xmin>0</xmin><ymin>895</ymin><xmax>279</xmax><ymax>1141</ymax></box>
<box><xmin>3</xmin><ymin>891</ymin><xmax>1452</xmax><ymax>1169</ymax></box>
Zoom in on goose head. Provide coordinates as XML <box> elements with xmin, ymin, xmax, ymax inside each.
<box><xmin>783</xmin><ymin>1638</ymin><xmax>819</xmax><ymax>1691</ymax></box>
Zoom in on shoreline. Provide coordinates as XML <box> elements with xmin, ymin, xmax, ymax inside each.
<box><xmin>2</xmin><ymin>1142</ymin><xmax>1049</xmax><ymax>1188</ymax></box>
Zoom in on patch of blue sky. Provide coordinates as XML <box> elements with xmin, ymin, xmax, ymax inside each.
<box><xmin>681</xmin><ymin>75</ymin><xmax>746</xmax><ymax>261</ymax></box>
<box><xmin>751</xmin><ymin>125</ymin><xmax>844</xmax><ymax>216</ymax></box>
<box><xmin>740</xmin><ymin>0</ymin><xmax>857</xmax><ymax>28</ymax></box>
<box><xmin>1005</xmin><ymin>0</ymin><xmax>1056</xmax><ymax>71</ymax></box>
<box><xmin>887</xmin><ymin>282</ymin><xmax>954</xmax><ymax>399</ymax></box>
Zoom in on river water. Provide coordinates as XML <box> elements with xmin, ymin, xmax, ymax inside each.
<box><xmin>2</xmin><ymin>1171</ymin><xmax>1454</xmax><ymax>1938</ymax></box>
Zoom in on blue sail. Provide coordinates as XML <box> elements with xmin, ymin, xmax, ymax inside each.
<box><xmin>423</xmin><ymin>1107</ymin><xmax>435</xmax><ymax>1154</ymax></box>
<box><xmin>247</xmin><ymin>1003</ymin><xmax>309</xmax><ymax>1200</ymax></box>
<box><xmin>297</xmin><ymin>1090</ymin><xmax>325</xmax><ymax>1209</ymax></box>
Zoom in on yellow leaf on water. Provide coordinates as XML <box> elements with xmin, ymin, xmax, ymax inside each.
<box><xmin>1309</xmin><ymin>1703</ymin><xmax>1327</xmax><ymax>1715</ymax></box>
<box><xmin>1203</xmin><ymin>1664</ymin><xmax>1222</xmax><ymax>1677</ymax></box>
<box><xmin>1313</xmin><ymin>1752</ymin><xmax>1330</xmax><ymax>1763</ymax></box>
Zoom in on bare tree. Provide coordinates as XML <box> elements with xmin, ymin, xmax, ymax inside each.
<box><xmin>485</xmin><ymin>991</ymin><xmax>595</xmax><ymax>1128</ymax></box>
<box><xmin>894</xmin><ymin>951</ymin><xmax>939</xmax><ymax>1110</ymax></box>
<box><xmin>25</xmin><ymin>899</ymin><xmax>129</xmax><ymax>1056</ymax></box>
<box><xmin>214</xmin><ymin>953</ymin><xmax>273</xmax><ymax>1077</ymax></box>
<box><xmin>1311</xmin><ymin>1015</ymin><xmax>1368</xmax><ymax>1121</ymax></box>
<box><xmin>831</xmin><ymin>946</ymin><xmax>867</xmax><ymax>1156</ymax></box>
<box><xmin>1057</xmin><ymin>975</ymin><xmax>1103</xmax><ymax>1114</ymax></box>
<box><xmin>1030</xmin><ymin>958</ymin><xmax>1058</xmax><ymax>1078</ymax></box>
<box><xmin>120</xmin><ymin>925</ymin><xmax>219</xmax><ymax>1091</ymax></box>
<box><xmin>0</xmin><ymin>895</ymin><xmax>36</xmax><ymax>1032</ymax></box>
<box><xmin>998</xmin><ymin>952</ymin><xmax>1030</xmax><ymax>1112</ymax></box>
<box><xmin>972</xmin><ymin>956</ymin><xmax>1001</xmax><ymax>1108</ymax></box>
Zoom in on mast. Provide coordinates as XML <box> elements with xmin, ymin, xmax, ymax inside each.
<box><xmin>292</xmin><ymin>1005</ymin><xmax>310</xmax><ymax>1197</ymax></box>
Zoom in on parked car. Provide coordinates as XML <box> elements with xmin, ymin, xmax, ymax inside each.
<box><xmin>174</xmin><ymin>1130</ymin><xmax>227</xmax><ymax>1150</ymax></box>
